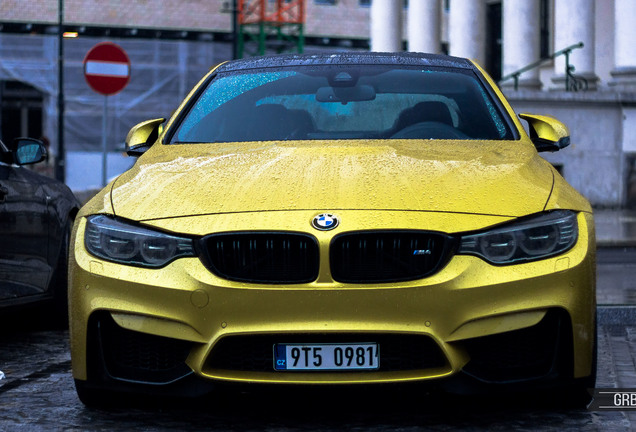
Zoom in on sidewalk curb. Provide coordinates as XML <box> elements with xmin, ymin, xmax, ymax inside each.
<box><xmin>597</xmin><ymin>240</ymin><xmax>636</xmax><ymax>248</ymax></box>
<box><xmin>598</xmin><ymin>306</ymin><xmax>636</xmax><ymax>325</ymax></box>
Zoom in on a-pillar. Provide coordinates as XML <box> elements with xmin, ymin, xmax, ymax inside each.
<box><xmin>610</xmin><ymin>0</ymin><xmax>636</xmax><ymax>89</ymax></box>
<box><xmin>501</xmin><ymin>0</ymin><xmax>542</xmax><ymax>90</ymax></box>
<box><xmin>448</xmin><ymin>0</ymin><xmax>486</xmax><ymax>66</ymax></box>
<box><xmin>552</xmin><ymin>0</ymin><xmax>598</xmax><ymax>90</ymax></box>
<box><xmin>370</xmin><ymin>0</ymin><xmax>403</xmax><ymax>52</ymax></box>
<box><xmin>407</xmin><ymin>0</ymin><xmax>441</xmax><ymax>54</ymax></box>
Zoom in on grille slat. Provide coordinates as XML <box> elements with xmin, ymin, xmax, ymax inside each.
<box><xmin>199</xmin><ymin>230</ymin><xmax>455</xmax><ymax>284</ymax></box>
<box><xmin>200</xmin><ymin>232</ymin><xmax>320</xmax><ymax>284</ymax></box>
<box><xmin>462</xmin><ymin>310</ymin><xmax>565</xmax><ymax>382</ymax></box>
<box><xmin>95</xmin><ymin>313</ymin><xmax>192</xmax><ymax>384</ymax></box>
<box><xmin>330</xmin><ymin>231</ymin><xmax>456</xmax><ymax>283</ymax></box>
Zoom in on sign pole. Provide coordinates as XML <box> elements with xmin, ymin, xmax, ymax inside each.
<box><xmin>56</xmin><ymin>0</ymin><xmax>65</xmax><ymax>183</ymax></box>
<box><xmin>101</xmin><ymin>96</ymin><xmax>108</xmax><ymax>187</ymax></box>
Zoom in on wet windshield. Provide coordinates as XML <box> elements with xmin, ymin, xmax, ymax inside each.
<box><xmin>169</xmin><ymin>65</ymin><xmax>515</xmax><ymax>143</ymax></box>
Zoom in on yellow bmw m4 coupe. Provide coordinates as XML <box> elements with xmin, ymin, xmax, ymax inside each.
<box><xmin>69</xmin><ymin>52</ymin><xmax>596</xmax><ymax>407</ymax></box>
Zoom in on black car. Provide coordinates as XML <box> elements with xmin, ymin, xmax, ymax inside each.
<box><xmin>0</xmin><ymin>137</ymin><xmax>79</xmax><ymax>318</ymax></box>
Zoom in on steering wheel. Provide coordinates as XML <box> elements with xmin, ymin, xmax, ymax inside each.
<box><xmin>390</xmin><ymin>121</ymin><xmax>469</xmax><ymax>139</ymax></box>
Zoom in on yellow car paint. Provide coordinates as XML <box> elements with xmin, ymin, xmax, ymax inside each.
<box><xmin>68</xmin><ymin>54</ymin><xmax>596</xmax><ymax>400</ymax></box>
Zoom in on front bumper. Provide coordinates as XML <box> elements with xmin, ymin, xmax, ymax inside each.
<box><xmin>69</xmin><ymin>210</ymin><xmax>596</xmax><ymax>392</ymax></box>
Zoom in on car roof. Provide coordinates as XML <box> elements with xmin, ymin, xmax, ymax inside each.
<box><xmin>214</xmin><ymin>52</ymin><xmax>475</xmax><ymax>73</ymax></box>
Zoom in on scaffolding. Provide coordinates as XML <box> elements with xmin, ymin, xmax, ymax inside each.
<box><xmin>238</xmin><ymin>0</ymin><xmax>305</xmax><ymax>58</ymax></box>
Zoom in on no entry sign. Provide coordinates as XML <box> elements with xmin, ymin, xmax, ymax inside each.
<box><xmin>83</xmin><ymin>42</ymin><xmax>131</xmax><ymax>96</ymax></box>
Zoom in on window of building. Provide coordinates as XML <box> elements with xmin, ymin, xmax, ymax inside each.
<box><xmin>315</xmin><ymin>0</ymin><xmax>336</xmax><ymax>5</ymax></box>
<box><xmin>485</xmin><ymin>2</ymin><xmax>502</xmax><ymax>81</ymax></box>
<box><xmin>359</xmin><ymin>0</ymin><xmax>408</xmax><ymax>7</ymax></box>
<box><xmin>0</xmin><ymin>81</ymin><xmax>43</xmax><ymax>144</ymax></box>
<box><xmin>540</xmin><ymin>0</ymin><xmax>551</xmax><ymax>59</ymax></box>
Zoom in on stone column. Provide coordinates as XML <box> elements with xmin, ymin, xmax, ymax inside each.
<box><xmin>610</xmin><ymin>0</ymin><xmax>636</xmax><ymax>89</ymax></box>
<box><xmin>501</xmin><ymin>0</ymin><xmax>541</xmax><ymax>90</ymax></box>
<box><xmin>448</xmin><ymin>0</ymin><xmax>486</xmax><ymax>65</ymax></box>
<box><xmin>407</xmin><ymin>0</ymin><xmax>441</xmax><ymax>53</ymax></box>
<box><xmin>370</xmin><ymin>0</ymin><xmax>403</xmax><ymax>52</ymax></box>
<box><xmin>552</xmin><ymin>0</ymin><xmax>598</xmax><ymax>90</ymax></box>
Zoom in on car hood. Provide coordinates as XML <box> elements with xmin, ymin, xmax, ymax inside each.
<box><xmin>110</xmin><ymin>140</ymin><xmax>554</xmax><ymax>221</ymax></box>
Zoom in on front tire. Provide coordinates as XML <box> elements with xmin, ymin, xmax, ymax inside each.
<box><xmin>558</xmin><ymin>316</ymin><xmax>597</xmax><ymax>409</ymax></box>
<box><xmin>74</xmin><ymin>379</ymin><xmax>120</xmax><ymax>408</ymax></box>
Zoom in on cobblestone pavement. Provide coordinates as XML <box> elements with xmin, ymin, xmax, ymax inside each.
<box><xmin>0</xmin><ymin>311</ymin><xmax>635</xmax><ymax>431</ymax></box>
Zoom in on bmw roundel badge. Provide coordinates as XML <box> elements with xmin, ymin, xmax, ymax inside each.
<box><xmin>312</xmin><ymin>213</ymin><xmax>340</xmax><ymax>231</ymax></box>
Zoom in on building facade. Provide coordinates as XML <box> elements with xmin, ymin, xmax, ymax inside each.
<box><xmin>371</xmin><ymin>0</ymin><xmax>636</xmax><ymax>208</ymax></box>
<box><xmin>0</xmin><ymin>0</ymin><xmax>634</xmax><ymax>207</ymax></box>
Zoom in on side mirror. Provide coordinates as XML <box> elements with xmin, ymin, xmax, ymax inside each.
<box><xmin>519</xmin><ymin>113</ymin><xmax>571</xmax><ymax>152</ymax></box>
<box><xmin>13</xmin><ymin>138</ymin><xmax>46</xmax><ymax>165</ymax></box>
<box><xmin>125</xmin><ymin>118</ymin><xmax>166</xmax><ymax>157</ymax></box>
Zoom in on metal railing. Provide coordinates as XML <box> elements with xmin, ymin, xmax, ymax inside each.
<box><xmin>500</xmin><ymin>42</ymin><xmax>588</xmax><ymax>92</ymax></box>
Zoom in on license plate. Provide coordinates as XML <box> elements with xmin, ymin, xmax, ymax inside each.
<box><xmin>273</xmin><ymin>343</ymin><xmax>379</xmax><ymax>371</ymax></box>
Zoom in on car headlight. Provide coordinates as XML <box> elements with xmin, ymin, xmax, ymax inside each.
<box><xmin>458</xmin><ymin>210</ymin><xmax>578</xmax><ymax>265</ymax></box>
<box><xmin>84</xmin><ymin>215</ymin><xmax>195</xmax><ymax>268</ymax></box>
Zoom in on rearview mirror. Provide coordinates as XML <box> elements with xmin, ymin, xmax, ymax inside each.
<box><xmin>316</xmin><ymin>85</ymin><xmax>376</xmax><ymax>103</ymax></box>
<box><xmin>13</xmin><ymin>138</ymin><xmax>46</xmax><ymax>165</ymax></box>
<box><xmin>519</xmin><ymin>113</ymin><xmax>570</xmax><ymax>152</ymax></box>
<box><xmin>125</xmin><ymin>118</ymin><xmax>166</xmax><ymax>157</ymax></box>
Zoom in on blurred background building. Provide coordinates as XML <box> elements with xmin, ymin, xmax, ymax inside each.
<box><xmin>0</xmin><ymin>0</ymin><xmax>634</xmax><ymax>208</ymax></box>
